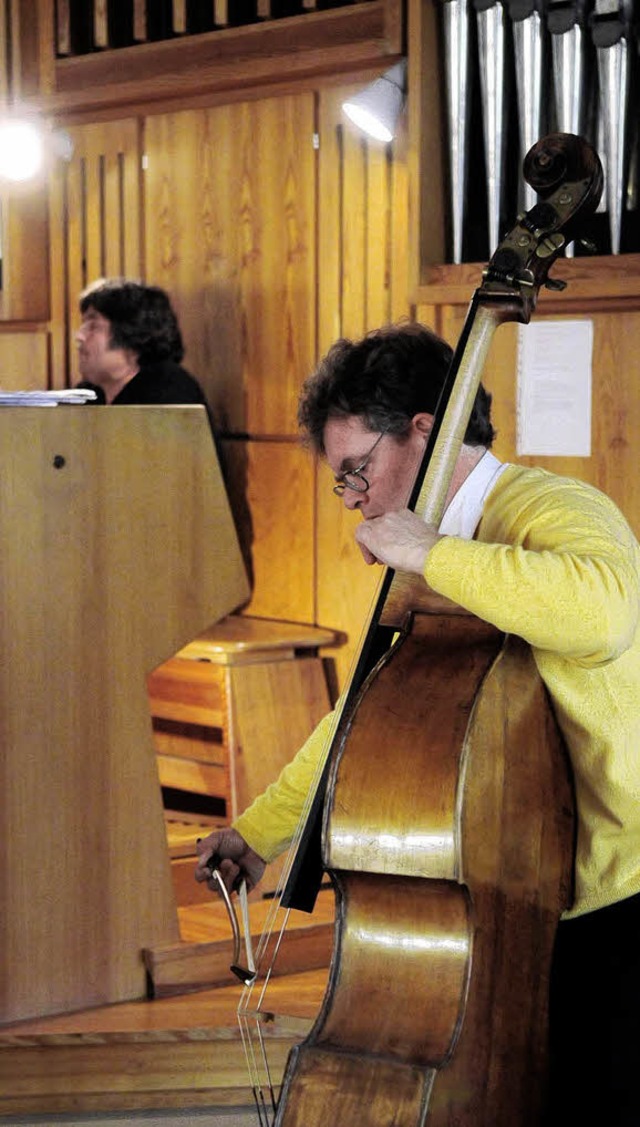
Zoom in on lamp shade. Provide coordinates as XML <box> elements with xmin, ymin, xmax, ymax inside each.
<box><xmin>342</xmin><ymin>60</ymin><xmax>407</xmax><ymax>143</ymax></box>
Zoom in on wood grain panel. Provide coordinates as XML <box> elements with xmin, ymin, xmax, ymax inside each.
<box><xmin>144</xmin><ymin>93</ymin><xmax>315</xmax><ymax>436</ymax></box>
<box><xmin>0</xmin><ymin>0</ymin><xmax>10</xmax><ymax>97</ymax></box>
<box><xmin>0</xmin><ymin>183</ymin><xmax>50</xmax><ymax>322</ymax></box>
<box><xmin>0</xmin><ymin>330</ymin><xmax>48</xmax><ymax>388</ymax></box>
<box><xmin>317</xmin><ymin>87</ymin><xmax>343</xmax><ymax>355</ymax></box>
<box><xmin>315</xmin><ymin>84</ymin><xmax>411</xmax><ymax>683</ymax></box>
<box><xmin>50</xmin><ymin>118</ymin><xmax>142</xmax><ymax>386</ymax></box>
<box><xmin>216</xmin><ymin>437</ymin><xmax>316</xmax><ymax>622</ymax></box>
<box><xmin>48</xmin><ymin>159</ymin><xmax>68</xmax><ymax>388</ymax></box>
<box><xmin>230</xmin><ymin>656</ymin><xmax>332</xmax><ymax>816</ymax></box>
<box><xmin>365</xmin><ymin>138</ymin><xmax>391</xmax><ymax>328</ymax></box>
<box><xmin>389</xmin><ymin>115</ymin><xmax>409</xmax><ymax>321</ymax></box>
<box><xmin>240</xmin><ymin>439</ymin><xmax>316</xmax><ymax>621</ymax></box>
<box><xmin>317</xmin><ymin>80</ymin><xmax>410</xmax><ymax>345</ymax></box>
<box><xmin>340</xmin><ymin>120</ymin><xmax>367</xmax><ymax>339</ymax></box>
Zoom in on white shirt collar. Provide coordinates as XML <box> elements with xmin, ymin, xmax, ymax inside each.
<box><xmin>438</xmin><ymin>451</ymin><xmax>509</xmax><ymax>540</ymax></box>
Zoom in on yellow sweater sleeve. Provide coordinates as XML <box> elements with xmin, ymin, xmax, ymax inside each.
<box><xmin>424</xmin><ymin>465</ymin><xmax>640</xmax><ymax>665</ymax></box>
<box><xmin>232</xmin><ymin>708</ymin><xmax>338</xmax><ymax>862</ymax></box>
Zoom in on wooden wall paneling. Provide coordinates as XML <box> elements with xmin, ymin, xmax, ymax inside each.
<box><xmin>315</xmin><ymin>82</ymin><xmax>411</xmax><ymax>685</ymax></box>
<box><xmin>0</xmin><ymin>0</ymin><xmax>51</xmax><ymax>326</ymax></box>
<box><xmin>389</xmin><ymin>116</ymin><xmax>409</xmax><ymax>321</ymax></box>
<box><xmin>0</xmin><ymin>183</ymin><xmax>50</xmax><ymax>323</ymax></box>
<box><xmin>11</xmin><ymin>0</ymin><xmax>55</xmax><ymax>99</ymax></box>
<box><xmin>215</xmin><ymin>436</ymin><xmax>256</xmax><ymax>594</ymax></box>
<box><xmin>239</xmin><ymin>439</ymin><xmax>316</xmax><ymax>621</ymax></box>
<box><xmin>62</xmin><ymin>149</ymin><xmax>85</xmax><ymax>378</ymax></box>
<box><xmin>366</xmin><ymin>138</ymin><xmax>391</xmax><ymax>328</ymax></box>
<box><xmin>144</xmin><ymin>107</ymin><xmax>243</xmax><ymax>430</ymax></box>
<box><xmin>0</xmin><ymin>0</ymin><xmax>9</xmax><ymax>101</ymax></box>
<box><xmin>0</xmin><ymin>330</ymin><xmax>49</xmax><ymax>389</ymax></box>
<box><xmin>217</xmin><ymin>436</ymin><xmax>317</xmax><ymax>622</ymax></box>
<box><xmin>241</xmin><ymin>94</ymin><xmax>316</xmax><ymax>436</ymax></box>
<box><xmin>317</xmin><ymin>82</ymin><xmax>410</xmax><ymax>342</ymax></box>
<box><xmin>317</xmin><ymin>87</ymin><xmax>343</xmax><ymax>354</ymax></box>
<box><xmin>144</xmin><ymin>94</ymin><xmax>315</xmax><ymax>437</ymax></box>
<box><xmin>84</xmin><ymin>139</ymin><xmax>105</xmax><ymax>279</ymax></box>
<box><xmin>48</xmin><ymin>153</ymin><xmax>68</xmax><ymax>387</ymax></box>
<box><xmin>59</xmin><ymin>119</ymin><xmax>143</xmax><ymax>385</ymax></box>
<box><xmin>340</xmin><ymin>120</ymin><xmax>367</xmax><ymax>338</ymax></box>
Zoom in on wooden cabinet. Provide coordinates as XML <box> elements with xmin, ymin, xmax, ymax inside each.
<box><xmin>148</xmin><ymin>614</ymin><xmax>342</xmax><ymax>900</ymax></box>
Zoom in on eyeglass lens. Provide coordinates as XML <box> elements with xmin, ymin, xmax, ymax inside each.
<box><xmin>332</xmin><ymin>430</ymin><xmax>386</xmax><ymax>496</ymax></box>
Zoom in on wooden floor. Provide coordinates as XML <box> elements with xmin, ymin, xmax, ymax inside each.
<box><xmin>0</xmin><ymin>894</ymin><xmax>334</xmax><ymax>1117</ymax></box>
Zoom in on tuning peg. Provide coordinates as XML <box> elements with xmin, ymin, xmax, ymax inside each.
<box><xmin>575</xmin><ymin>237</ymin><xmax>599</xmax><ymax>255</ymax></box>
<box><xmin>544</xmin><ymin>275</ymin><xmax>568</xmax><ymax>291</ymax></box>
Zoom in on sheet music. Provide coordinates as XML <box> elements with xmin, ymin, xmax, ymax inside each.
<box><xmin>0</xmin><ymin>388</ymin><xmax>98</xmax><ymax>406</ymax></box>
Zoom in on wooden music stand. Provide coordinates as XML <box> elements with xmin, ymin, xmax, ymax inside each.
<box><xmin>0</xmin><ymin>406</ymin><xmax>249</xmax><ymax>1024</ymax></box>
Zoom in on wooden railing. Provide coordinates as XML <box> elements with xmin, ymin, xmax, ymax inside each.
<box><xmin>54</xmin><ymin>0</ymin><xmax>372</xmax><ymax>57</ymax></box>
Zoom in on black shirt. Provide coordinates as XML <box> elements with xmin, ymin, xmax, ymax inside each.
<box><xmin>79</xmin><ymin>360</ymin><xmax>208</xmax><ymax>406</ymax></box>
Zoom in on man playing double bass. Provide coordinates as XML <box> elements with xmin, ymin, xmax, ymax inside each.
<box><xmin>196</xmin><ymin>322</ymin><xmax>640</xmax><ymax>1126</ymax></box>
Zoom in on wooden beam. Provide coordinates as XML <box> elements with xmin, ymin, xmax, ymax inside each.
<box><xmin>133</xmin><ymin>0</ymin><xmax>147</xmax><ymax>41</ymax></box>
<box><xmin>55</xmin><ymin>0</ymin><xmax>71</xmax><ymax>56</ymax></box>
<box><xmin>93</xmin><ymin>0</ymin><xmax>107</xmax><ymax>47</ymax></box>
<box><xmin>41</xmin><ymin>1</ymin><xmax>403</xmax><ymax>120</ymax></box>
<box><xmin>173</xmin><ymin>0</ymin><xmax>187</xmax><ymax>32</ymax></box>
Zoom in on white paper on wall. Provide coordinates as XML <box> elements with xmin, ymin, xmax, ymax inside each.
<box><xmin>516</xmin><ymin>320</ymin><xmax>593</xmax><ymax>457</ymax></box>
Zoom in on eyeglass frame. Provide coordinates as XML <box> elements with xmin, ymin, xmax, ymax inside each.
<box><xmin>332</xmin><ymin>429</ymin><xmax>388</xmax><ymax>496</ymax></box>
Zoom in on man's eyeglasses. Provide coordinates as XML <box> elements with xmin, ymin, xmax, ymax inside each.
<box><xmin>333</xmin><ymin>430</ymin><xmax>387</xmax><ymax>496</ymax></box>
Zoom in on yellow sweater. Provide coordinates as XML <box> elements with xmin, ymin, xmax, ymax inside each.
<box><xmin>234</xmin><ymin>464</ymin><xmax>640</xmax><ymax>918</ymax></box>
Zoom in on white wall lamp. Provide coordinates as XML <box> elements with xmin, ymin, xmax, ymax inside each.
<box><xmin>342</xmin><ymin>59</ymin><xmax>407</xmax><ymax>143</ymax></box>
<box><xmin>0</xmin><ymin>116</ymin><xmax>73</xmax><ymax>183</ymax></box>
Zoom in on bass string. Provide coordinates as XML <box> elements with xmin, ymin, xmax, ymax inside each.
<box><xmin>241</xmin><ymin>564</ymin><xmax>391</xmax><ymax>976</ymax></box>
<box><xmin>235</xmin><ymin>571</ymin><xmax>393</xmax><ymax>1112</ymax></box>
<box><xmin>237</xmin><ymin>1004</ymin><xmax>276</xmax><ymax>1127</ymax></box>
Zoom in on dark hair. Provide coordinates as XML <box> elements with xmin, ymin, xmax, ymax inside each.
<box><xmin>79</xmin><ymin>279</ymin><xmax>185</xmax><ymax>364</ymax></box>
<box><xmin>298</xmin><ymin>323</ymin><xmax>495</xmax><ymax>452</ymax></box>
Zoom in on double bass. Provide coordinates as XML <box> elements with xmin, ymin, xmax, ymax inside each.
<box><xmin>226</xmin><ymin>133</ymin><xmax>604</xmax><ymax>1126</ymax></box>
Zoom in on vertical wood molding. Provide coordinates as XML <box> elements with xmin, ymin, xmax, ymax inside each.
<box><xmin>315</xmin><ymin>81</ymin><xmax>411</xmax><ymax>683</ymax></box>
<box><xmin>53</xmin><ymin>118</ymin><xmax>143</xmax><ymax>385</ymax></box>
